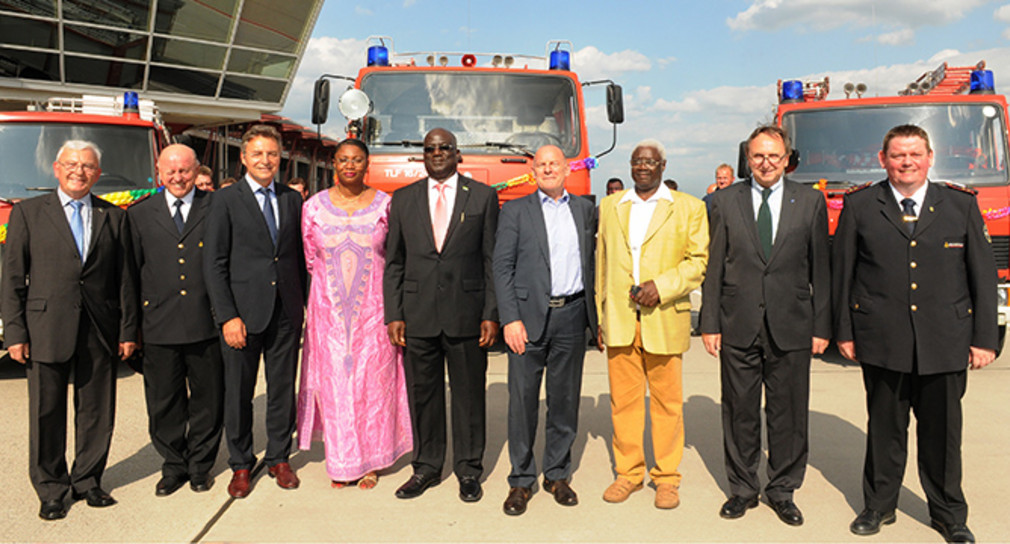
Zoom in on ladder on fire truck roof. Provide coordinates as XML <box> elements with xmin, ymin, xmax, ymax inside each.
<box><xmin>899</xmin><ymin>61</ymin><xmax>986</xmax><ymax>96</ymax></box>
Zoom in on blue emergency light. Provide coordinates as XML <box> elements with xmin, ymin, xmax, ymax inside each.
<box><xmin>970</xmin><ymin>69</ymin><xmax>995</xmax><ymax>95</ymax></box>
<box><xmin>780</xmin><ymin>80</ymin><xmax>804</xmax><ymax>103</ymax></box>
<box><xmin>123</xmin><ymin>91</ymin><xmax>139</xmax><ymax>109</ymax></box>
<box><xmin>549</xmin><ymin>50</ymin><xmax>570</xmax><ymax>71</ymax></box>
<box><xmin>367</xmin><ymin>45</ymin><xmax>389</xmax><ymax>67</ymax></box>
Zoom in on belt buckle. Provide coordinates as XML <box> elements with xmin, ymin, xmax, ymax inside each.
<box><xmin>548</xmin><ymin>297</ymin><xmax>564</xmax><ymax>308</ymax></box>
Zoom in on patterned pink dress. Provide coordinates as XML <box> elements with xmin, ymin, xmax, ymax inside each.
<box><xmin>297</xmin><ymin>189</ymin><xmax>412</xmax><ymax>481</ymax></box>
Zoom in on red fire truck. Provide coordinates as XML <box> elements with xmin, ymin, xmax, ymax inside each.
<box><xmin>761</xmin><ymin>61</ymin><xmax>1010</xmax><ymax>348</ymax></box>
<box><xmin>310</xmin><ymin>37</ymin><xmax>624</xmax><ymax>203</ymax></box>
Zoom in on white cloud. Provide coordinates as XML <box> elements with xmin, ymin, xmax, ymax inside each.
<box><xmin>281</xmin><ymin>37</ymin><xmax>370</xmax><ymax>134</ymax></box>
<box><xmin>995</xmin><ymin>3</ymin><xmax>1010</xmax><ymax>22</ymax></box>
<box><xmin>728</xmin><ymin>0</ymin><xmax>989</xmax><ymax>32</ymax></box>
<box><xmin>876</xmin><ymin>27</ymin><xmax>915</xmax><ymax>46</ymax></box>
<box><xmin>354</xmin><ymin>6</ymin><xmax>373</xmax><ymax>16</ymax></box>
<box><xmin>656</xmin><ymin>56</ymin><xmax>678</xmax><ymax>67</ymax></box>
<box><xmin>403</xmin><ymin>0</ymin><xmax>416</xmax><ymax>6</ymax></box>
<box><xmin>573</xmin><ymin>46</ymin><xmax>651</xmax><ymax>81</ymax></box>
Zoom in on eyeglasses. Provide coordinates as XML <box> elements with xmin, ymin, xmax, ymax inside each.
<box><xmin>335</xmin><ymin>157</ymin><xmax>366</xmax><ymax>166</ymax></box>
<box><xmin>423</xmin><ymin>144</ymin><xmax>456</xmax><ymax>154</ymax></box>
<box><xmin>630</xmin><ymin>158</ymin><xmax>662</xmax><ymax>168</ymax></box>
<box><xmin>749</xmin><ymin>154</ymin><xmax>785</xmax><ymax>165</ymax></box>
<box><xmin>58</xmin><ymin>161</ymin><xmax>99</xmax><ymax>174</ymax></box>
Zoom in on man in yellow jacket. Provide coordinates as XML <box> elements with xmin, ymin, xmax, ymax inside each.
<box><xmin>596</xmin><ymin>139</ymin><xmax>708</xmax><ymax>510</ymax></box>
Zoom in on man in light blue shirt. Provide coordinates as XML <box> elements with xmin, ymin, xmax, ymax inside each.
<box><xmin>493</xmin><ymin>145</ymin><xmax>598</xmax><ymax>515</ymax></box>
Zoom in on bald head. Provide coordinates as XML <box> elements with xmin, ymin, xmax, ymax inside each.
<box><xmin>158</xmin><ymin>144</ymin><xmax>199</xmax><ymax>199</ymax></box>
<box><xmin>532</xmin><ymin>145</ymin><xmax>569</xmax><ymax>200</ymax></box>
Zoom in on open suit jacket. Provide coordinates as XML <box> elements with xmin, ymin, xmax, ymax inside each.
<box><xmin>595</xmin><ymin>189</ymin><xmax>708</xmax><ymax>355</ymax></box>
<box><xmin>204</xmin><ymin>180</ymin><xmax>305</xmax><ymax>333</ymax></box>
<box><xmin>2</xmin><ymin>192</ymin><xmax>138</xmax><ymax>361</ymax></box>
<box><xmin>127</xmin><ymin>189</ymin><xmax>216</xmax><ymax>344</ymax></box>
<box><xmin>700</xmin><ymin>180</ymin><xmax>831</xmax><ymax>350</ymax></box>
<box><xmin>384</xmin><ymin>175</ymin><xmax>499</xmax><ymax>337</ymax></box>
<box><xmin>493</xmin><ymin>191</ymin><xmax>598</xmax><ymax>341</ymax></box>
<box><xmin>832</xmin><ymin>181</ymin><xmax>998</xmax><ymax>374</ymax></box>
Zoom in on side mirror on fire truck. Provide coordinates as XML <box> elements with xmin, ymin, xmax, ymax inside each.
<box><xmin>607</xmin><ymin>84</ymin><xmax>624</xmax><ymax>124</ymax></box>
<box><xmin>312</xmin><ymin>78</ymin><xmax>330</xmax><ymax>125</ymax></box>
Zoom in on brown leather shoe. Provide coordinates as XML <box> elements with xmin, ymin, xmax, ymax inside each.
<box><xmin>654</xmin><ymin>483</ymin><xmax>680</xmax><ymax>509</ymax></box>
<box><xmin>228</xmin><ymin>470</ymin><xmax>251</xmax><ymax>498</ymax></box>
<box><xmin>503</xmin><ymin>486</ymin><xmax>531</xmax><ymax>516</ymax></box>
<box><xmin>268</xmin><ymin>462</ymin><xmax>300</xmax><ymax>489</ymax></box>
<box><xmin>543</xmin><ymin>478</ymin><xmax>578</xmax><ymax>506</ymax></box>
<box><xmin>603</xmin><ymin>478</ymin><xmax>643</xmax><ymax>503</ymax></box>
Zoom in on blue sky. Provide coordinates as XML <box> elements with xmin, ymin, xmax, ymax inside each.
<box><xmin>282</xmin><ymin>0</ymin><xmax>1010</xmax><ymax>197</ymax></box>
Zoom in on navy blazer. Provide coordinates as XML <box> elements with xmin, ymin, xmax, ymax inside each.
<box><xmin>493</xmin><ymin>191</ymin><xmax>597</xmax><ymax>343</ymax></box>
<box><xmin>204</xmin><ymin>179</ymin><xmax>305</xmax><ymax>334</ymax></box>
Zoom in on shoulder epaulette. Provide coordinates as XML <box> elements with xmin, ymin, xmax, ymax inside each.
<box><xmin>845</xmin><ymin>181</ymin><xmax>873</xmax><ymax>195</ymax></box>
<box><xmin>943</xmin><ymin>181</ymin><xmax>978</xmax><ymax>195</ymax></box>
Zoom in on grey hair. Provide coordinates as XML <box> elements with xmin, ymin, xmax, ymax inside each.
<box><xmin>57</xmin><ymin>140</ymin><xmax>103</xmax><ymax>165</ymax></box>
<box><xmin>633</xmin><ymin>139</ymin><xmax>666</xmax><ymax>161</ymax></box>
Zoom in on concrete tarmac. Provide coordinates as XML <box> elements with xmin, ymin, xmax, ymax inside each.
<box><xmin>1</xmin><ymin>338</ymin><xmax>1008</xmax><ymax>543</ymax></box>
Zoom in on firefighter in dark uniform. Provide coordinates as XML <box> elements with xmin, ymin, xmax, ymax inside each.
<box><xmin>833</xmin><ymin>124</ymin><xmax>998</xmax><ymax>543</ymax></box>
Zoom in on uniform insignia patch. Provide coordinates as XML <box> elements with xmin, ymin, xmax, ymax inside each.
<box><xmin>846</xmin><ymin>181</ymin><xmax>873</xmax><ymax>194</ymax></box>
<box><xmin>944</xmin><ymin>182</ymin><xmax>978</xmax><ymax>195</ymax></box>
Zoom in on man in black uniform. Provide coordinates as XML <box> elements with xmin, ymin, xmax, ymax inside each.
<box><xmin>833</xmin><ymin>124</ymin><xmax>997</xmax><ymax>543</ymax></box>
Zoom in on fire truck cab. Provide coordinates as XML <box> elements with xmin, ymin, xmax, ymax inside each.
<box><xmin>311</xmin><ymin>37</ymin><xmax>624</xmax><ymax>203</ymax></box>
<box><xmin>754</xmin><ymin>62</ymin><xmax>1010</xmax><ymax>350</ymax></box>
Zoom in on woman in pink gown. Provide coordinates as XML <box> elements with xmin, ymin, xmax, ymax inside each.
<box><xmin>297</xmin><ymin>139</ymin><xmax>412</xmax><ymax>488</ymax></box>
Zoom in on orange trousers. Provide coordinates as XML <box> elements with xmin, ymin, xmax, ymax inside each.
<box><xmin>607</xmin><ymin>321</ymin><xmax>684</xmax><ymax>486</ymax></box>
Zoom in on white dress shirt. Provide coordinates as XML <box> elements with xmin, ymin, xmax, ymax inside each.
<box><xmin>620</xmin><ymin>182</ymin><xmax>675</xmax><ymax>284</ymax></box>
<box><xmin>245</xmin><ymin>175</ymin><xmax>279</xmax><ymax>227</ymax></box>
<box><xmin>165</xmin><ymin>188</ymin><xmax>195</xmax><ymax>222</ymax></box>
<box><xmin>428</xmin><ymin>173</ymin><xmax>458</xmax><ymax>240</ymax></box>
<box><xmin>889</xmin><ymin>180</ymin><xmax>928</xmax><ymax>217</ymax></box>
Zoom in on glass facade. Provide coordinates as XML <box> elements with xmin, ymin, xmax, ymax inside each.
<box><xmin>0</xmin><ymin>0</ymin><xmax>322</xmax><ymax>108</ymax></box>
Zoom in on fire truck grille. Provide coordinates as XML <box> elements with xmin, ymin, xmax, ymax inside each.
<box><xmin>991</xmin><ymin>236</ymin><xmax>1010</xmax><ymax>269</ymax></box>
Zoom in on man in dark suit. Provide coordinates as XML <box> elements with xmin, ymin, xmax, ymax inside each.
<box><xmin>385</xmin><ymin>128</ymin><xmax>499</xmax><ymax>503</ymax></box>
<box><xmin>2</xmin><ymin>140</ymin><xmax>138</xmax><ymax>520</ymax></box>
<box><xmin>834</xmin><ymin>124</ymin><xmax>997</xmax><ymax>543</ymax></box>
<box><xmin>700</xmin><ymin>126</ymin><xmax>830</xmax><ymax>526</ymax></box>
<box><xmin>493</xmin><ymin>145</ymin><xmax>597</xmax><ymax>515</ymax></box>
<box><xmin>204</xmin><ymin>125</ymin><xmax>306</xmax><ymax>499</ymax></box>
<box><xmin>127</xmin><ymin>144</ymin><xmax>223</xmax><ymax>496</ymax></box>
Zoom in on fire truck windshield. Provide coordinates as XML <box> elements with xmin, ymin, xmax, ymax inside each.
<box><xmin>359</xmin><ymin>71</ymin><xmax>581</xmax><ymax>157</ymax></box>
<box><xmin>0</xmin><ymin>123</ymin><xmax>156</xmax><ymax>200</ymax></box>
<box><xmin>782</xmin><ymin>103</ymin><xmax>1009</xmax><ymax>187</ymax></box>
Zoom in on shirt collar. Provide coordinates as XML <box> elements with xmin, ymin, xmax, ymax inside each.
<box><xmin>57</xmin><ymin>187</ymin><xmax>90</xmax><ymax>206</ymax></box>
<box><xmin>538</xmin><ymin>188</ymin><xmax>570</xmax><ymax>204</ymax></box>
<box><xmin>245</xmin><ymin>174</ymin><xmax>275</xmax><ymax>194</ymax></box>
<box><xmin>888</xmin><ymin>180</ymin><xmax>928</xmax><ymax>209</ymax></box>
<box><xmin>429</xmin><ymin>172</ymin><xmax>458</xmax><ymax>190</ymax></box>
<box><xmin>750</xmin><ymin>177</ymin><xmax>783</xmax><ymax>193</ymax></box>
<box><xmin>165</xmin><ymin>188</ymin><xmax>196</xmax><ymax>207</ymax></box>
<box><xmin>619</xmin><ymin>182</ymin><xmax>674</xmax><ymax>204</ymax></box>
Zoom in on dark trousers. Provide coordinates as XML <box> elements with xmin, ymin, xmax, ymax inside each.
<box><xmin>403</xmin><ymin>333</ymin><xmax>487</xmax><ymax>480</ymax></box>
<box><xmin>720</xmin><ymin>322</ymin><xmax>810</xmax><ymax>502</ymax></box>
<box><xmin>143</xmin><ymin>338</ymin><xmax>224</xmax><ymax>478</ymax></box>
<box><xmin>861</xmin><ymin>363</ymin><xmax>967</xmax><ymax>524</ymax></box>
<box><xmin>26</xmin><ymin>317</ymin><xmax>116</xmax><ymax>502</ymax></box>
<box><xmin>507</xmin><ymin>298</ymin><xmax>587</xmax><ymax>488</ymax></box>
<box><xmin>221</xmin><ymin>302</ymin><xmax>300</xmax><ymax>471</ymax></box>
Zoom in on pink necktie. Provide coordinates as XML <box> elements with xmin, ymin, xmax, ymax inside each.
<box><xmin>433</xmin><ymin>183</ymin><xmax>449</xmax><ymax>252</ymax></box>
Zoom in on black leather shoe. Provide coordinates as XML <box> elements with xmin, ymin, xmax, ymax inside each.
<box><xmin>458</xmin><ymin>476</ymin><xmax>483</xmax><ymax>502</ymax></box>
<box><xmin>38</xmin><ymin>500</ymin><xmax>66</xmax><ymax>521</ymax></box>
<box><xmin>769</xmin><ymin>499</ymin><xmax>804</xmax><ymax>526</ymax></box>
<box><xmin>190</xmin><ymin>473</ymin><xmax>214</xmax><ymax>492</ymax></box>
<box><xmin>395</xmin><ymin>473</ymin><xmax>440</xmax><ymax>499</ymax></box>
<box><xmin>155</xmin><ymin>474</ymin><xmax>188</xmax><ymax>497</ymax></box>
<box><xmin>543</xmin><ymin>478</ymin><xmax>578</xmax><ymax>506</ymax></box>
<box><xmin>72</xmin><ymin>487</ymin><xmax>117</xmax><ymax>508</ymax></box>
<box><xmin>850</xmin><ymin>508</ymin><xmax>896</xmax><ymax>536</ymax></box>
<box><xmin>931</xmin><ymin>519</ymin><xmax>976</xmax><ymax>543</ymax></box>
<box><xmin>719</xmin><ymin>495</ymin><xmax>759</xmax><ymax>519</ymax></box>
<box><xmin>503</xmin><ymin>486</ymin><xmax>531</xmax><ymax>516</ymax></box>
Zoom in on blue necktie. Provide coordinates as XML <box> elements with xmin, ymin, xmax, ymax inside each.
<box><xmin>259</xmin><ymin>187</ymin><xmax>278</xmax><ymax>244</ymax></box>
<box><xmin>70</xmin><ymin>200</ymin><xmax>85</xmax><ymax>261</ymax></box>
<box><xmin>173</xmin><ymin>199</ymin><xmax>185</xmax><ymax>234</ymax></box>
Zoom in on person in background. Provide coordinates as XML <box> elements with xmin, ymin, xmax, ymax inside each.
<box><xmin>219</xmin><ymin>177</ymin><xmax>237</xmax><ymax>189</ymax></box>
<box><xmin>287</xmin><ymin>177</ymin><xmax>309</xmax><ymax>200</ymax></box>
<box><xmin>195</xmin><ymin>166</ymin><xmax>215</xmax><ymax>192</ymax></box>
<box><xmin>605</xmin><ymin>177</ymin><xmax>624</xmax><ymax>196</ymax></box>
<box><xmin>297</xmin><ymin>139</ymin><xmax>412</xmax><ymax>489</ymax></box>
<box><xmin>703</xmin><ymin>164</ymin><xmax>734</xmax><ymax>212</ymax></box>
<box><xmin>664</xmin><ymin>179</ymin><xmax>678</xmax><ymax>191</ymax></box>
